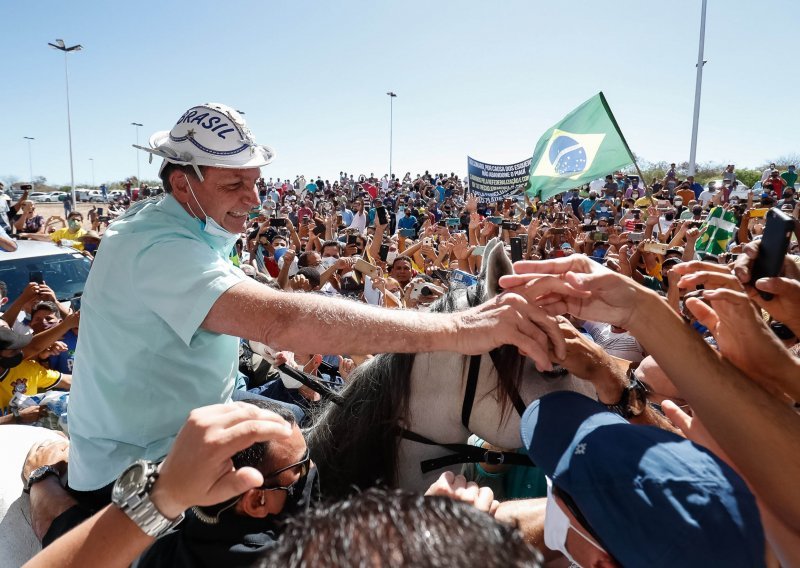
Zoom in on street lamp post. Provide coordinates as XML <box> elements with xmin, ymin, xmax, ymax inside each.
<box><xmin>131</xmin><ymin>122</ymin><xmax>143</xmax><ymax>186</ymax></box>
<box><xmin>688</xmin><ymin>0</ymin><xmax>708</xmax><ymax>177</ymax></box>
<box><xmin>89</xmin><ymin>158</ymin><xmax>95</xmax><ymax>187</ymax></box>
<box><xmin>49</xmin><ymin>39</ymin><xmax>82</xmax><ymax>208</ymax></box>
<box><xmin>386</xmin><ymin>92</ymin><xmax>397</xmax><ymax>180</ymax></box>
<box><xmin>23</xmin><ymin>137</ymin><xmax>35</xmax><ymax>188</ymax></box>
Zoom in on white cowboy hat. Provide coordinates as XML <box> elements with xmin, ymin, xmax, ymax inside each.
<box><xmin>134</xmin><ymin>103</ymin><xmax>275</xmax><ymax>182</ymax></box>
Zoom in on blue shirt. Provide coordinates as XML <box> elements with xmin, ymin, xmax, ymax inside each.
<box><xmin>49</xmin><ymin>329</ymin><xmax>78</xmax><ymax>374</ymax></box>
<box><xmin>339</xmin><ymin>208</ymin><xmax>354</xmax><ymax>226</ymax></box>
<box><xmin>67</xmin><ymin>195</ymin><xmax>247</xmax><ymax>490</ymax></box>
<box><xmin>398</xmin><ymin>215</ymin><xmax>417</xmax><ymax>230</ymax></box>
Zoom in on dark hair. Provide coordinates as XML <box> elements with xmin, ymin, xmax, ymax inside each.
<box><xmin>321</xmin><ymin>240</ymin><xmax>341</xmax><ymax>254</ymax></box>
<box><xmin>159</xmin><ymin>163</ymin><xmax>208</xmax><ymax>194</ymax></box>
<box><xmin>31</xmin><ymin>301</ymin><xmax>60</xmax><ymax>318</ymax></box>
<box><xmin>68</xmin><ymin>212</ymin><xmax>83</xmax><ymax>222</ymax></box>
<box><xmin>231</xmin><ymin>399</ymin><xmax>297</xmax><ymax>473</ymax></box>
<box><xmin>295</xmin><ymin>267</ymin><xmax>321</xmax><ymax>289</ymax></box>
<box><xmin>260</xmin><ymin>488</ymin><xmax>541</xmax><ymax>568</ymax></box>
<box><xmin>297</xmin><ymin>251</ymin><xmax>318</xmax><ymax>269</ymax></box>
<box><xmin>389</xmin><ymin>255</ymin><xmax>413</xmax><ymax>270</ymax></box>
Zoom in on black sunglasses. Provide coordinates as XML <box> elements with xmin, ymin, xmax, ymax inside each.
<box><xmin>259</xmin><ymin>449</ymin><xmax>311</xmax><ymax>494</ymax></box>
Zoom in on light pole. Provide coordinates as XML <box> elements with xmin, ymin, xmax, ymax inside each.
<box><xmin>23</xmin><ymin>137</ymin><xmax>35</xmax><ymax>188</ymax></box>
<box><xmin>49</xmin><ymin>39</ymin><xmax>82</xmax><ymax>207</ymax></box>
<box><xmin>131</xmin><ymin>122</ymin><xmax>143</xmax><ymax>186</ymax></box>
<box><xmin>89</xmin><ymin>158</ymin><xmax>95</xmax><ymax>187</ymax></box>
<box><xmin>386</xmin><ymin>92</ymin><xmax>397</xmax><ymax>180</ymax></box>
<box><xmin>688</xmin><ymin>0</ymin><xmax>708</xmax><ymax>176</ymax></box>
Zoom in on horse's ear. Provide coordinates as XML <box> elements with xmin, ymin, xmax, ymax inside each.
<box><xmin>484</xmin><ymin>238</ymin><xmax>513</xmax><ymax>300</ymax></box>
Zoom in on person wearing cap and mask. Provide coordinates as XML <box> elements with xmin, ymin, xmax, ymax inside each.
<box><xmin>521</xmin><ymin>391</ymin><xmax>765</xmax><ymax>568</ymax></box>
<box><xmin>49</xmin><ymin>103</ymin><xmax>570</xmax><ymax>546</ymax></box>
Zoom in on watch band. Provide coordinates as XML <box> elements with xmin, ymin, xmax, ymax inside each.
<box><xmin>604</xmin><ymin>364</ymin><xmax>647</xmax><ymax>419</ymax></box>
<box><xmin>114</xmin><ymin>461</ymin><xmax>183</xmax><ymax>538</ymax></box>
<box><xmin>24</xmin><ymin>465</ymin><xmax>61</xmax><ymax>494</ymax></box>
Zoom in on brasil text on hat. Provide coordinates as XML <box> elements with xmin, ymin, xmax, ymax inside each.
<box><xmin>520</xmin><ymin>391</ymin><xmax>764</xmax><ymax>568</ymax></box>
<box><xmin>134</xmin><ymin>103</ymin><xmax>275</xmax><ymax>182</ymax></box>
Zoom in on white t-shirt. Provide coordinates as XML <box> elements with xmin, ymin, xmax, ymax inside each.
<box><xmin>349</xmin><ymin>211</ymin><xmax>367</xmax><ymax>234</ymax></box>
<box><xmin>581</xmin><ymin>321</ymin><xmax>646</xmax><ymax>363</ymax></box>
<box><xmin>698</xmin><ymin>190</ymin><xmax>717</xmax><ymax>207</ymax></box>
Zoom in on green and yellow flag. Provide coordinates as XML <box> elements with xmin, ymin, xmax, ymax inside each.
<box><xmin>526</xmin><ymin>93</ymin><xmax>635</xmax><ymax>201</ymax></box>
<box><xmin>695</xmin><ymin>207</ymin><xmax>737</xmax><ymax>256</ymax></box>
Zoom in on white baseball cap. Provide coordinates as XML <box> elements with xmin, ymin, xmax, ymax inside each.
<box><xmin>134</xmin><ymin>103</ymin><xmax>275</xmax><ymax>182</ymax></box>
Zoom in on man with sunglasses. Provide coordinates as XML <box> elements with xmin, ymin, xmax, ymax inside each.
<box><xmin>25</xmin><ymin>400</ymin><xmax>313</xmax><ymax>568</ymax></box>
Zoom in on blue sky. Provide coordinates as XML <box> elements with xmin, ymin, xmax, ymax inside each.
<box><xmin>1</xmin><ymin>0</ymin><xmax>796</xmax><ymax>187</ymax></box>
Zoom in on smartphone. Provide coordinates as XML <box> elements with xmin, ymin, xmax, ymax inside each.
<box><xmin>751</xmin><ymin>208</ymin><xmax>794</xmax><ymax>300</ymax></box>
<box><xmin>20</xmin><ymin>184</ymin><xmax>33</xmax><ymax>191</ymax></box>
<box><xmin>29</xmin><ymin>271</ymin><xmax>44</xmax><ymax>284</ymax></box>
<box><xmin>312</xmin><ymin>224</ymin><xmax>326</xmax><ymax>237</ymax></box>
<box><xmin>354</xmin><ymin>258</ymin><xmax>381</xmax><ymax>279</ymax></box>
<box><xmin>437</xmin><ymin>220</ymin><xmax>447</xmax><ymax>228</ymax></box>
<box><xmin>689</xmin><ymin>221</ymin><xmax>703</xmax><ymax>229</ymax></box>
<box><xmin>487</xmin><ymin>216</ymin><xmax>503</xmax><ymax>225</ymax></box>
<box><xmin>590</xmin><ymin>232</ymin><xmax>610</xmax><ymax>242</ymax></box>
<box><xmin>502</xmin><ymin>221</ymin><xmax>520</xmax><ymax>231</ymax></box>
<box><xmin>581</xmin><ymin>223</ymin><xmax>595</xmax><ymax>232</ymax></box>
<box><xmin>399</xmin><ymin>228</ymin><xmax>415</xmax><ymax>238</ymax></box>
<box><xmin>750</xmin><ymin>208</ymin><xmax>769</xmax><ymax>218</ymax></box>
<box><xmin>643</xmin><ymin>242</ymin><xmax>668</xmax><ymax>255</ymax></box>
<box><xmin>271</xmin><ymin>218</ymin><xmax>286</xmax><ymax>227</ymax></box>
<box><xmin>510</xmin><ymin>237</ymin><xmax>523</xmax><ymax>262</ymax></box>
<box><xmin>634</xmin><ymin>223</ymin><xmax>645</xmax><ymax>231</ymax></box>
<box><xmin>446</xmin><ymin>217</ymin><xmax>460</xmax><ymax>227</ymax></box>
<box><xmin>551</xmin><ymin>227</ymin><xmax>567</xmax><ymax>235</ymax></box>
<box><xmin>376</xmin><ymin>206</ymin><xmax>388</xmax><ymax>225</ymax></box>
<box><xmin>97</xmin><ymin>207</ymin><xmax>104</xmax><ymax>216</ymax></box>
<box><xmin>431</xmin><ymin>268</ymin><xmax>451</xmax><ymax>283</ymax></box>
<box><xmin>347</xmin><ymin>234</ymin><xmax>358</xmax><ymax>246</ymax></box>
<box><xmin>629</xmin><ymin>232</ymin><xmax>644</xmax><ymax>242</ymax></box>
<box><xmin>379</xmin><ymin>243</ymin><xmax>390</xmax><ymax>262</ymax></box>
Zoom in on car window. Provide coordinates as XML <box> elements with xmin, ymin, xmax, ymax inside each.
<box><xmin>0</xmin><ymin>252</ymin><xmax>91</xmax><ymax>304</ymax></box>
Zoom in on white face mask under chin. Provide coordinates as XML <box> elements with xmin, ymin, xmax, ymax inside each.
<box><xmin>183</xmin><ymin>174</ymin><xmax>236</xmax><ymax>240</ymax></box>
<box><xmin>544</xmin><ymin>480</ymin><xmax>606</xmax><ymax>568</ymax></box>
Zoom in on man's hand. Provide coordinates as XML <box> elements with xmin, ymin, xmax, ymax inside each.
<box><xmin>22</xmin><ymin>437</ymin><xmax>69</xmax><ymax>483</ymax></box>
<box><xmin>672</xmin><ymin>261</ymin><xmax>744</xmax><ymax>292</ymax></box>
<box><xmin>36</xmin><ymin>283</ymin><xmax>59</xmax><ymax>303</ymax></box>
<box><xmin>424</xmin><ymin>471</ymin><xmax>499</xmax><ymax>516</ymax></box>
<box><xmin>500</xmin><ymin>256</ymin><xmax>649</xmax><ymax>330</ymax></box>
<box><xmin>16</xmin><ymin>405</ymin><xmax>49</xmax><ymax>426</ymax></box>
<box><xmin>452</xmin><ymin>291</ymin><xmax>570</xmax><ymax>371</ymax></box>
<box><xmin>685</xmin><ymin>288</ymin><xmax>800</xmax><ymax>400</ymax></box>
<box><xmin>149</xmin><ymin>403</ymin><xmax>293</xmax><ymax>520</ymax></box>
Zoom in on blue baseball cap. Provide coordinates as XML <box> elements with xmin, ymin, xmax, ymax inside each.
<box><xmin>520</xmin><ymin>392</ymin><xmax>764</xmax><ymax>568</ymax></box>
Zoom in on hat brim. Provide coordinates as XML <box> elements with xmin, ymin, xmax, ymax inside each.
<box><xmin>0</xmin><ymin>327</ymin><xmax>33</xmax><ymax>351</ymax></box>
<box><xmin>138</xmin><ymin>129</ymin><xmax>275</xmax><ymax>172</ymax></box>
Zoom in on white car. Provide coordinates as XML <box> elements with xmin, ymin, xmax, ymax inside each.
<box><xmin>703</xmin><ymin>179</ymin><xmax>751</xmax><ymax>201</ymax></box>
<box><xmin>0</xmin><ymin>240</ymin><xmax>91</xmax><ymax>310</ymax></box>
<box><xmin>41</xmin><ymin>192</ymin><xmax>65</xmax><ymax>202</ymax></box>
<box><xmin>28</xmin><ymin>192</ymin><xmax>51</xmax><ymax>202</ymax></box>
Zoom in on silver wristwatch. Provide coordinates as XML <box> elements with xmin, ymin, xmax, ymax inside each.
<box><xmin>111</xmin><ymin>460</ymin><xmax>184</xmax><ymax>538</ymax></box>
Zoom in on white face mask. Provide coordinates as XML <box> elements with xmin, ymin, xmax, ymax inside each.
<box><xmin>320</xmin><ymin>256</ymin><xmax>338</xmax><ymax>270</ymax></box>
<box><xmin>184</xmin><ymin>175</ymin><xmax>237</xmax><ymax>241</ymax></box>
<box><xmin>544</xmin><ymin>480</ymin><xmax>606</xmax><ymax>568</ymax></box>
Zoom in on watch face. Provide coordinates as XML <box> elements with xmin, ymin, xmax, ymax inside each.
<box><xmin>113</xmin><ymin>462</ymin><xmax>147</xmax><ymax>502</ymax></box>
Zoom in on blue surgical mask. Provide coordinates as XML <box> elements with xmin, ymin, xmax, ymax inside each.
<box><xmin>184</xmin><ymin>175</ymin><xmax>239</xmax><ymax>251</ymax></box>
<box><xmin>68</xmin><ymin>220</ymin><xmax>81</xmax><ymax>232</ymax></box>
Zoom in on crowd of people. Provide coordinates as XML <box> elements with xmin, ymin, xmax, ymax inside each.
<box><xmin>0</xmin><ymin>102</ymin><xmax>798</xmax><ymax>567</ymax></box>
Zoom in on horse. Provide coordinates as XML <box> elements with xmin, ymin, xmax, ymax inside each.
<box><xmin>307</xmin><ymin>238</ymin><xmax>597</xmax><ymax>498</ymax></box>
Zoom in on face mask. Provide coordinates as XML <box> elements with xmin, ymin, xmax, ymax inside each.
<box><xmin>320</xmin><ymin>256</ymin><xmax>338</xmax><ymax>270</ymax></box>
<box><xmin>68</xmin><ymin>220</ymin><xmax>81</xmax><ymax>232</ymax></box>
<box><xmin>544</xmin><ymin>481</ymin><xmax>605</xmax><ymax>568</ymax></box>
<box><xmin>184</xmin><ymin>175</ymin><xmax>238</xmax><ymax>243</ymax></box>
<box><xmin>0</xmin><ymin>353</ymin><xmax>24</xmax><ymax>369</ymax></box>
<box><xmin>675</xmin><ymin>200</ymin><xmax>683</xmax><ymax>207</ymax></box>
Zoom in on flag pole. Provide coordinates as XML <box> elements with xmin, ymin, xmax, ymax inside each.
<box><xmin>598</xmin><ymin>92</ymin><xmax>649</xmax><ymax>192</ymax></box>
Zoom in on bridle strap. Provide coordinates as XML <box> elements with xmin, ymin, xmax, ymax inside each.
<box><xmin>400</xmin><ymin>428</ymin><xmax>534</xmax><ymax>474</ymax></box>
<box><xmin>276</xmin><ymin>364</ymin><xmax>345</xmax><ymax>405</ymax></box>
<box><xmin>461</xmin><ymin>355</ymin><xmax>482</xmax><ymax>430</ymax></box>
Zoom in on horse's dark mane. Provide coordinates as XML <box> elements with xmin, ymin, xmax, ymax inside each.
<box><xmin>308</xmin><ymin>260</ymin><xmax>525</xmax><ymax>500</ymax></box>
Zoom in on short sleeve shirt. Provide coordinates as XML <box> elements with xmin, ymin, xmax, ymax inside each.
<box><xmin>67</xmin><ymin>195</ymin><xmax>247</xmax><ymax>490</ymax></box>
<box><xmin>0</xmin><ymin>360</ymin><xmax>62</xmax><ymax>415</ymax></box>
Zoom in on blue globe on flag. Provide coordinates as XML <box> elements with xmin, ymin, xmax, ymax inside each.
<box><xmin>548</xmin><ymin>135</ymin><xmax>587</xmax><ymax>176</ymax></box>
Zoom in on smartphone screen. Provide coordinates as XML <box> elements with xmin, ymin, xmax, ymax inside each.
<box><xmin>751</xmin><ymin>208</ymin><xmax>793</xmax><ymax>299</ymax></box>
<box><xmin>29</xmin><ymin>271</ymin><xmax>44</xmax><ymax>284</ymax></box>
<box><xmin>510</xmin><ymin>237</ymin><xmax>523</xmax><ymax>262</ymax></box>
<box><xmin>271</xmin><ymin>218</ymin><xmax>286</xmax><ymax>227</ymax></box>
<box><xmin>379</xmin><ymin>243</ymin><xmax>390</xmax><ymax>262</ymax></box>
<box><xmin>376</xmin><ymin>206</ymin><xmax>388</xmax><ymax>225</ymax></box>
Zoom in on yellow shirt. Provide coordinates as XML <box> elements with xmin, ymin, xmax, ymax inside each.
<box><xmin>0</xmin><ymin>360</ymin><xmax>62</xmax><ymax>415</ymax></box>
<box><xmin>50</xmin><ymin>227</ymin><xmax>86</xmax><ymax>251</ymax></box>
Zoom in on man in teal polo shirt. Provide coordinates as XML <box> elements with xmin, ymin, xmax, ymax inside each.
<box><xmin>34</xmin><ymin>103</ymin><xmax>573</xmax><ymax>543</ymax></box>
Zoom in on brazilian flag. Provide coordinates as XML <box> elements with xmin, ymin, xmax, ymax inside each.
<box><xmin>526</xmin><ymin>93</ymin><xmax>635</xmax><ymax>201</ymax></box>
<box><xmin>695</xmin><ymin>207</ymin><xmax>737</xmax><ymax>256</ymax></box>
